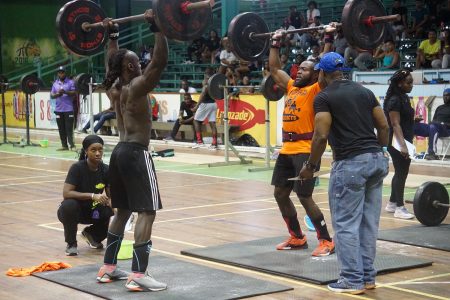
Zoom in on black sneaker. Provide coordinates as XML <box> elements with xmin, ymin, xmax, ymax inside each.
<box><xmin>81</xmin><ymin>229</ymin><xmax>103</xmax><ymax>249</ymax></box>
<box><xmin>65</xmin><ymin>243</ymin><xmax>78</xmax><ymax>256</ymax></box>
<box><xmin>425</xmin><ymin>153</ymin><xmax>439</xmax><ymax>160</ymax></box>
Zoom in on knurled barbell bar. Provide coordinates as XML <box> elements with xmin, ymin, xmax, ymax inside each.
<box><xmin>207</xmin><ymin>73</ymin><xmax>284</xmax><ymax>101</ymax></box>
<box><xmin>0</xmin><ymin>74</ymin><xmax>41</xmax><ymax>95</ymax></box>
<box><xmin>56</xmin><ymin>0</ymin><xmax>214</xmax><ymax>56</ymax></box>
<box><xmin>227</xmin><ymin>0</ymin><xmax>400</xmax><ymax>61</ymax></box>
<box><xmin>405</xmin><ymin>182</ymin><xmax>449</xmax><ymax>226</ymax></box>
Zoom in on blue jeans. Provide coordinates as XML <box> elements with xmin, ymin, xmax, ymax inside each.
<box><xmin>83</xmin><ymin>112</ymin><xmax>116</xmax><ymax>133</ymax></box>
<box><xmin>414</xmin><ymin>122</ymin><xmax>450</xmax><ymax>154</ymax></box>
<box><xmin>329</xmin><ymin>152</ymin><xmax>389</xmax><ymax>289</ymax></box>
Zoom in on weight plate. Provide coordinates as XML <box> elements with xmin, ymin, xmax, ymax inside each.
<box><xmin>207</xmin><ymin>73</ymin><xmax>226</xmax><ymax>99</ymax></box>
<box><xmin>341</xmin><ymin>0</ymin><xmax>386</xmax><ymax>50</ymax></box>
<box><xmin>413</xmin><ymin>181</ymin><xmax>449</xmax><ymax>226</ymax></box>
<box><xmin>227</xmin><ymin>12</ymin><xmax>270</xmax><ymax>61</ymax></box>
<box><xmin>56</xmin><ymin>0</ymin><xmax>107</xmax><ymax>56</ymax></box>
<box><xmin>260</xmin><ymin>75</ymin><xmax>284</xmax><ymax>101</ymax></box>
<box><xmin>153</xmin><ymin>0</ymin><xmax>212</xmax><ymax>42</ymax></box>
<box><xmin>20</xmin><ymin>74</ymin><xmax>40</xmax><ymax>94</ymax></box>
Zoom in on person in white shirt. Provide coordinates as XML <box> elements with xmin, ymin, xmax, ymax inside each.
<box><xmin>179</xmin><ymin>79</ymin><xmax>197</xmax><ymax>94</ymax></box>
<box><xmin>219</xmin><ymin>39</ymin><xmax>238</xmax><ymax>74</ymax></box>
<box><xmin>306</xmin><ymin>1</ymin><xmax>320</xmax><ymax>26</ymax></box>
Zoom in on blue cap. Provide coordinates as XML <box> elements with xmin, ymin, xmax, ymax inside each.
<box><xmin>57</xmin><ymin>66</ymin><xmax>66</xmax><ymax>72</ymax></box>
<box><xmin>314</xmin><ymin>52</ymin><xmax>350</xmax><ymax>73</ymax></box>
<box><xmin>444</xmin><ymin>88</ymin><xmax>450</xmax><ymax>94</ymax></box>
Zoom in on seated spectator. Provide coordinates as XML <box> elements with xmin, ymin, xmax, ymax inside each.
<box><xmin>179</xmin><ymin>79</ymin><xmax>197</xmax><ymax>94</ymax></box>
<box><xmin>414</xmin><ymin>89</ymin><xmax>450</xmax><ymax>159</ymax></box>
<box><xmin>287</xmin><ymin>5</ymin><xmax>304</xmax><ymax>29</ymax></box>
<box><xmin>201</xmin><ymin>29</ymin><xmax>221</xmax><ymax>64</ymax></box>
<box><xmin>147</xmin><ymin>93</ymin><xmax>159</xmax><ymax>121</ymax></box>
<box><xmin>218</xmin><ymin>39</ymin><xmax>238</xmax><ymax>74</ymax></box>
<box><xmin>345</xmin><ymin>46</ymin><xmax>374</xmax><ymax>70</ymax></box>
<box><xmin>186</xmin><ymin>37</ymin><xmax>205</xmax><ymax>64</ymax></box>
<box><xmin>165</xmin><ymin>93</ymin><xmax>197</xmax><ymax>141</ymax></box>
<box><xmin>239</xmin><ymin>76</ymin><xmax>255</xmax><ymax>94</ymax></box>
<box><xmin>407</xmin><ymin>0</ymin><xmax>430</xmax><ymax>38</ymax></box>
<box><xmin>262</xmin><ymin>60</ymin><xmax>270</xmax><ymax>78</ymax></box>
<box><xmin>306</xmin><ymin>1</ymin><xmax>320</xmax><ymax>26</ymax></box>
<box><xmin>57</xmin><ymin>135</ymin><xmax>112</xmax><ymax>256</ymax></box>
<box><xmin>307</xmin><ymin>44</ymin><xmax>321</xmax><ymax>62</ymax></box>
<box><xmin>280</xmin><ymin>19</ymin><xmax>300</xmax><ymax>53</ymax></box>
<box><xmin>374</xmin><ymin>40</ymin><xmax>400</xmax><ymax>70</ymax></box>
<box><xmin>80</xmin><ymin>107</ymin><xmax>116</xmax><ymax>134</ymax></box>
<box><xmin>333</xmin><ymin>28</ymin><xmax>348</xmax><ymax>57</ymax></box>
<box><xmin>416</xmin><ymin>29</ymin><xmax>442</xmax><ymax>68</ymax></box>
<box><xmin>280</xmin><ymin>53</ymin><xmax>292</xmax><ymax>74</ymax></box>
<box><xmin>441</xmin><ymin>28</ymin><xmax>450</xmax><ymax>68</ymax></box>
<box><xmin>391</xmin><ymin>0</ymin><xmax>408</xmax><ymax>40</ymax></box>
<box><xmin>426</xmin><ymin>0</ymin><xmax>445</xmax><ymax>29</ymax></box>
<box><xmin>309</xmin><ymin>16</ymin><xmax>324</xmax><ymax>41</ymax></box>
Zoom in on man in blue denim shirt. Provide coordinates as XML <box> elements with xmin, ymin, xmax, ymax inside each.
<box><xmin>299</xmin><ymin>52</ymin><xmax>390</xmax><ymax>295</ymax></box>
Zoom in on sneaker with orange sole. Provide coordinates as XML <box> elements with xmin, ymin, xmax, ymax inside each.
<box><xmin>276</xmin><ymin>235</ymin><xmax>308</xmax><ymax>250</ymax></box>
<box><xmin>311</xmin><ymin>239</ymin><xmax>335</xmax><ymax>257</ymax></box>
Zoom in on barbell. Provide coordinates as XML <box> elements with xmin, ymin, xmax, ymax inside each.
<box><xmin>56</xmin><ymin>0</ymin><xmax>214</xmax><ymax>56</ymax></box>
<box><xmin>405</xmin><ymin>182</ymin><xmax>449</xmax><ymax>226</ymax></box>
<box><xmin>207</xmin><ymin>73</ymin><xmax>284</xmax><ymax>101</ymax></box>
<box><xmin>227</xmin><ymin>0</ymin><xmax>400</xmax><ymax>61</ymax></box>
<box><xmin>0</xmin><ymin>74</ymin><xmax>41</xmax><ymax>95</ymax></box>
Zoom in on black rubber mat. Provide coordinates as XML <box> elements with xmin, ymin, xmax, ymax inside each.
<box><xmin>378</xmin><ymin>224</ymin><xmax>450</xmax><ymax>252</ymax></box>
<box><xmin>32</xmin><ymin>256</ymin><xmax>292</xmax><ymax>299</ymax></box>
<box><xmin>181</xmin><ymin>232</ymin><xmax>433</xmax><ymax>285</ymax></box>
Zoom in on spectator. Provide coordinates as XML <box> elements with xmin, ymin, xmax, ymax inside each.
<box><xmin>307</xmin><ymin>44</ymin><xmax>321</xmax><ymax>62</ymax></box>
<box><xmin>218</xmin><ymin>39</ymin><xmax>238</xmax><ymax>74</ymax></box>
<box><xmin>384</xmin><ymin>68</ymin><xmax>415</xmax><ymax>219</ymax></box>
<box><xmin>148</xmin><ymin>94</ymin><xmax>159</xmax><ymax>121</ymax></box>
<box><xmin>309</xmin><ymin>16</ymin><xmax>324</xmax><ymax>42</ymax></box>
<box><xmin>416</xmin><ymin>29</ymin><xmax>442</xmax><ymax>68</ymax></box>
<box><xmin>440</xmin><ymin>28</ymin><xmax>450</xmax><ymax>68</ymax></box>
<box><xmin>57</xmin><ymin>135</ymin><xmax>112</xmax><ymax>256</ymax></box>
<box><xmin>202</xmin><ymin>30</ymin><xmax>221</xmax><ymax>64</ymax></box>
<box><xmin>414</xmin><ymin>88</ymin><xmax>450</xmax><ymax>160</ymax></box>
<box><xmin>333</xmin><ymin>28</ymin><xmax>348</xmax><ymax>57</ymax></box>
<box><xmin>391</xmin><ymin>0</ymin><xmax>408</xmax><ymax>40</ymax></box>
<box><xmin>374</xmin><ymin>40</ymin><xmax>400</xmax><ymax>70</ymax></box>
<box><xmin>426</xmin><ymin>0</ymin><xmax>445</xmax><ymax>28</ymax></box>
<box><xmin>234</xmin><ymin>60</ymin><xmax>251</xmax><ymax>81</ymax></box>
<box><xmin>280</xmin><ymin>53</ymin><xmax>292</xmax><ymax>74</ymax></box>
<box><xmin>281</xmin><ymin>18</ymin><xmax>301</xmax><ymax>52</ymax></box>
<box><xmin>80</xmin><ymin>107</ymin><xmax>116</xmax><ymax>134</ymax></box>
<box><xmin>262</xmin><ymin>60</ymin><xmax>270</xmax><ymax>78</ymax></box>
<box><xmin>288</xmin><ymin>5</ymin><xmax>304</xmax><ymax>29</ymax></box>
<box><xmin>437</xmin><ymin>0</ymin><xmax>450</xmax><ymax>25</ymax></box>
<box><xmin>239</xmin><ymin>76</ymin><xmax>255</xmax><ymax>94</ymax></box>
<box><xmin>407</xmin><ymin>0</ymin><xmax>430</xmax><ymax>38</ymax></box>
<box><xmin>306</xmin><ymin>1</ymin><xmax>320</xmax><ymax>26</ymax></box>
<box><xmin>164</xmin><ymin>93</ymin><xmax>197</xmax><ymax>141</ymax></box>
<box><xmin>179</xmin><ymin>79</ymin><xmax>197</xmax><ymax>94</ymax></box>
<box><xmin>51</xmin><ymin>66</ymin><xmax>77</xmax><ymax>151</ymax></box>
<box><xmin>186</xmin><ymin>37</ymin><xmax>205</xmax><ymax>64</ymax></box>
<box><xmin>344</xmin><ymin>46</ymin><xmax>374</xmax><ymax>71</ymax></box>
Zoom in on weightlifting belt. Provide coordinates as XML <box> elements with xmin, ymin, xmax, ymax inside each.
<box><xmin>282</xmin><ymin>131</ymin><xmax>313</xmax><ymax>142</ymax></box>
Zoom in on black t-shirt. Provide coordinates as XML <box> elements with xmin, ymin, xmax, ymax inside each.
<box><xmin>289</xmin><ymin>12</ymin><xmax>303</xmax><ymax>28</ymax></box>
<box><xmin>314</xmin><ymin>80</ymin><xmax>381</xmax><ymax>161</ymax></box>
<box><xmin>383</xmin><ymin>93</ymin><xmax>414</xmax><ymax>143</ymax></box>
<box><xmin>65</xmin><ymin>160</ymin><xmax>109</xmax><ymax>194</ymax></box>
<box><xmin>432</xmin><ymin>104</ymin><xmax>450</xmax><ymax>124</ymax></box>
<box><xmin>205</xmin><ymin>38</ymin><xmax>221</xmax><ymax>52</ymax></box>
<box><xmin>202</xmin><ymin>88</ymin><xmax>216</xmax><ymax>103</ymax></box>
<box><xmin>179</xmin><ymin>100</ymin><xmax>197</xmax><ymax>118</ymax></box>
<box><xmin>392</xmin><ymin>6</ymin><xmax>407</xmax><ymax>26</ymax></box>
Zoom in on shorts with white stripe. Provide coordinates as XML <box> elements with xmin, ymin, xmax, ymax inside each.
<box><xmin>109</xmin><ymin>142</ymin><xmax>162</xmax><ymax>211</ymax></box>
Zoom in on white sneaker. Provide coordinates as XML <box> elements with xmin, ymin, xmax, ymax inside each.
<box><xmin>208</xmin><ymin>144</ymin><xmax>218</xmax><ymax>151</ymax></box>
<box><xmin>385</xmin><ymin>202</ymin><xmax>396</xmax><ymax>213</ymax></box>
<box><xmin>192</xmin><ymin>143</ymin><xmax>204</xmax><ymax>149</ymax></box>
<box><xmin>394</xmin><ymin>206</ymin><xmax>415</xmax><ymax>219</ymax></box>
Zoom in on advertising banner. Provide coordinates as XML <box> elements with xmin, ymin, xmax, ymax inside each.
<box><xmin>0</xmin><ymin>91</ymin><xmax>35</xmax><ymax>128</ymax></box>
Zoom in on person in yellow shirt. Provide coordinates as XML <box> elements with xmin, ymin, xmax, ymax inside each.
<box><xmin>268</xmin><ymin>29</ymin><xmax>335</xmax><ymax>257</ymax></box>
<box><xmin>416</xmin><ymin>29</ymin><xmax>442</xmax><ymax>69</ymax></box>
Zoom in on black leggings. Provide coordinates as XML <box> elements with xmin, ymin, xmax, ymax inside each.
<box><xmin>388</xmin><ymin>146</ymin><xmax>411</xmax><ymax>206</ymax></box>
<box><xmin>55</xmin><ymin>111</ymin><xmax>75</xmax><ymax>148</ymax></box>
<box><xmin>57</xmin><ymin>199</ymin><xmax>110</xmax><ymax>245</ymax></box>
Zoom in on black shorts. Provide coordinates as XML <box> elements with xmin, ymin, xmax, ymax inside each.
<box><xmin>271</xmin><ymin>153</ymin><xmax>320</xmax><ymax>197</ymax></box>
<box><xmin>109</xmin><ymin>142</ymin><xmax>162</xmax><ymax>212</ymax></box>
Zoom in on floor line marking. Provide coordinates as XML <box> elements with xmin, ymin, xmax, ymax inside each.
<box><xmin>0</xmin><ymin>197</ymin><xmax>61</xmax><ymax>205</ymax></box>
<box><xmin>380</xmin><ymin>285</ymin><xmax>450</xmax><ymax>300</ymax></box>
<box><xmin>0</xmin><ymin>163</ymin><xmax>67</xmax><ymax>173</ymax></box>
<box><xmin>0</xmin><ymin>174</ymin><xmax>63</xmax><ymax>182</ymax></box>
<box><xmin>0</xmin><ymin>179</ymin><xmax>64</xmax><ymax>187</ymax></box>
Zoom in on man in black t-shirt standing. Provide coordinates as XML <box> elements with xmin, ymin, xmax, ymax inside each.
<box><xmin>299</xmin><ymin>52</ymin><xmax>390</xmax><ymax>295</ymax></box>
<box><xmin>165</xmin><ymin>93</ymin><xmax>197</xmax><ymax>141</ymax></box>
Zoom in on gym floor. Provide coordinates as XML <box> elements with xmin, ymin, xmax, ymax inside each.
<box><xmin>0</xmin><ymin>130</ymin><xmax>449</xmax><ymax>300</ymax></box>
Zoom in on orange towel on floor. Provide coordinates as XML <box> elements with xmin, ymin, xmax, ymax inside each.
<box><xmin>6</xmin><ymin>262</ymin><xmax>72</xmax><ymax>277</ymax></box>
